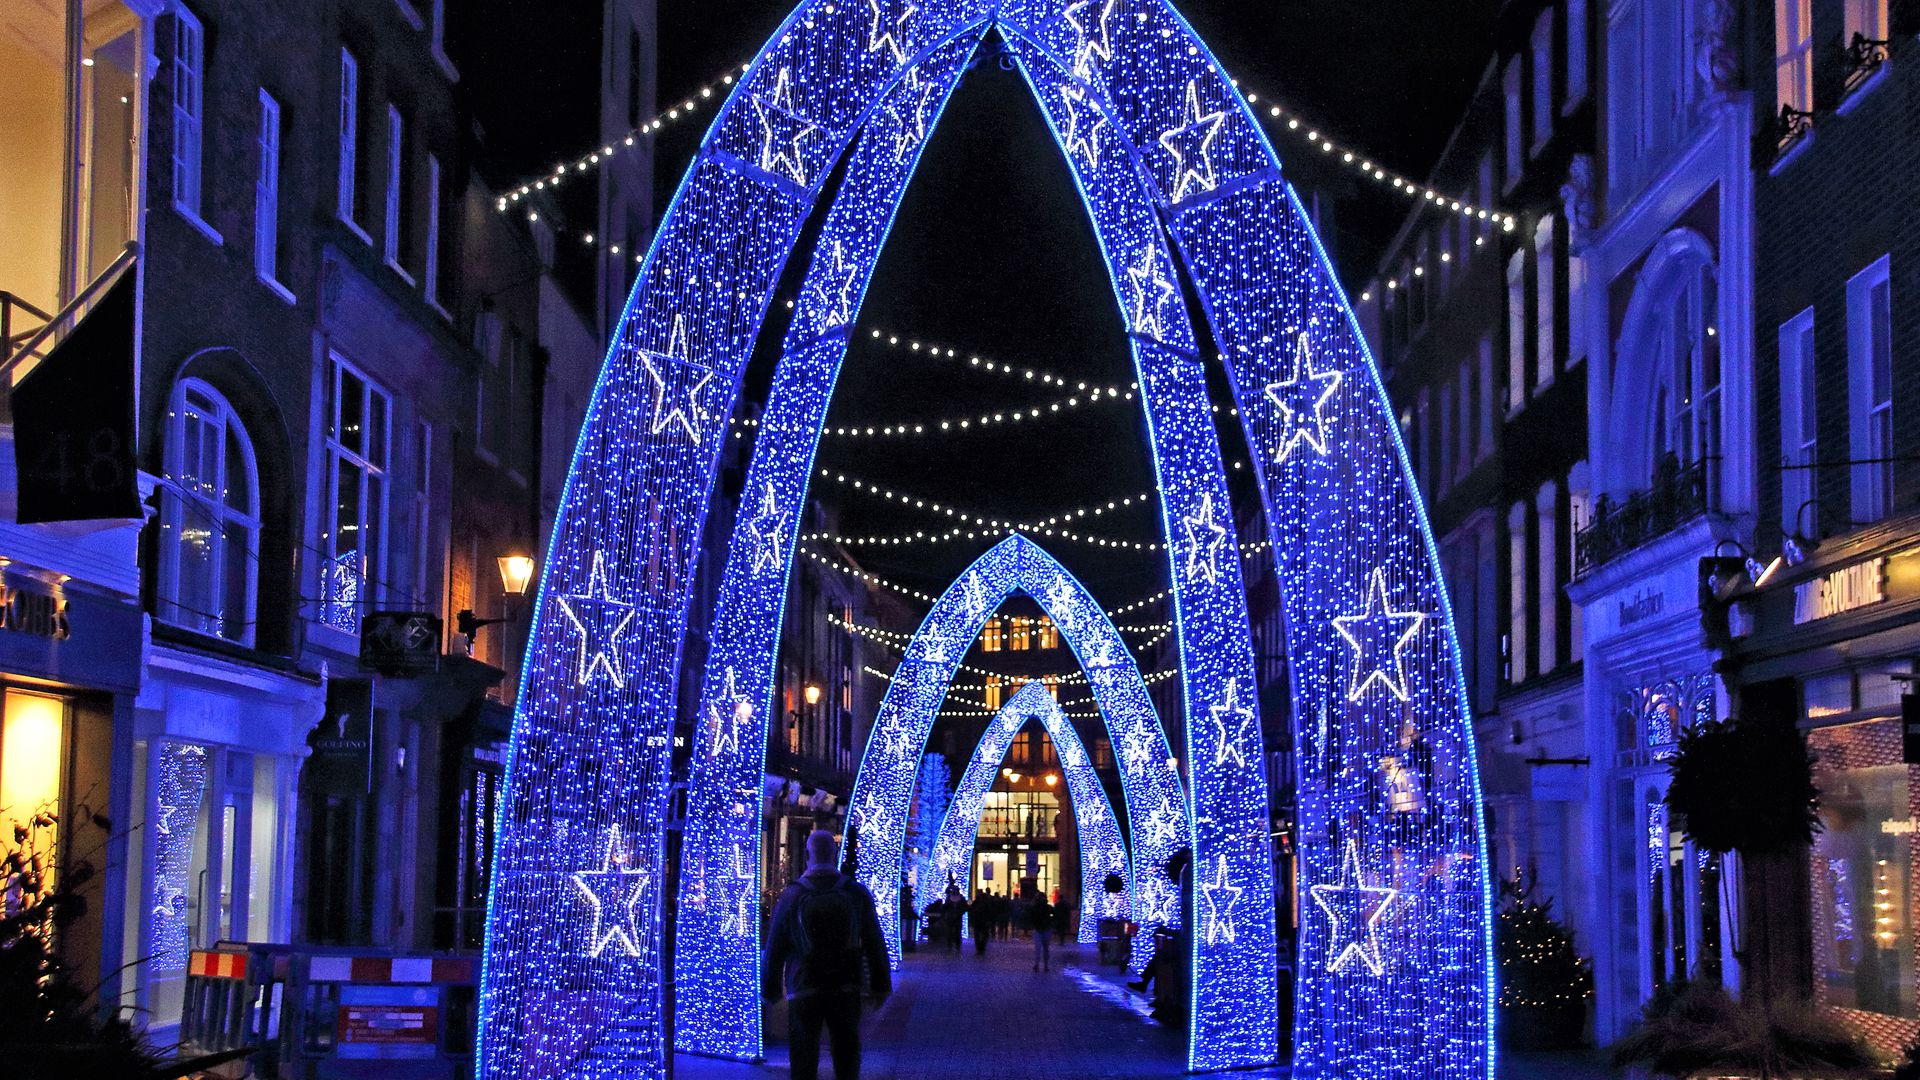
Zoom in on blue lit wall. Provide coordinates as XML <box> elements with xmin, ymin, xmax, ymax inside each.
<box><xmin>481</xmin><ymin>1</ymin><xmax>1489</xmax><ymax>1077</ymax></box>
<box><xmin>926</xmin><ymin>680</ymin><xmax>1130</xmax><ymax>944</ymax></box>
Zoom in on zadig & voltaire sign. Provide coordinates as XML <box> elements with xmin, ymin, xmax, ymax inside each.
<box><xmin>1793</xmin><ymin>557</ymin><xmax>1888</xmax><ymax>625</ymax></box>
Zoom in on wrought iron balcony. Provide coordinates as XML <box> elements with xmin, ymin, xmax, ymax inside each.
<box><xmin>1845</xmin><ymin>32</ymin><xmax>1891</xmax><ymax>96</ymax></box>
<box><xmin>1773</xmin><ymin>103</ymin><xmax>1816</xmax><ymax>159</ymax></box>
<box><xmin>1574</xmin><ymin>455</ymin><xmax>1713</xmax><ymax>579</ymax></box>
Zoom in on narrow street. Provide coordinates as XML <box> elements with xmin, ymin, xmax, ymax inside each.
<box><xmin>677</xmin><ymin>942</ymin><xmax>1235</xmax><ymax>1080</ymax></box>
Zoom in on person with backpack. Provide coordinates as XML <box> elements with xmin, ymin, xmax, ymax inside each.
<box><xmin>763</xmin><ymin>830</ymin><xmax>892</xmax><ymax>1080</ymax></box>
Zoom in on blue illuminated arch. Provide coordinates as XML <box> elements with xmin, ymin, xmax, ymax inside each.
<box><xmin>479</xmin><ymin>3</ymin><xmax>1492</xmax><ymax>1079</ymax></box>
<box><xmin>926</xmin><ymin>680</ymin><xmax>1130</xmax><ymax>945</ymax></box>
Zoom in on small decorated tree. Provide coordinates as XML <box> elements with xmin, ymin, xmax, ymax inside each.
<box><xmin>1496</xmin><ymin>870</ymin><xmax>1593</xmax><ymax>1050</ymax></box>
<box><xmin>908</xmin><ymin>753</ymin><xmax>951</xmax><ymax>890</ymax></box>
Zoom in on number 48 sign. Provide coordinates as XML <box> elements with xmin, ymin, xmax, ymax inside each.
<box><xmin>12</xmin><ymin>268</ymin><xmax>142</xmax><ymax>524</ymax></box>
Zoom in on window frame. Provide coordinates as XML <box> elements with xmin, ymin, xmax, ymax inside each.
<box><xmin>1847</xmin><ymin>255</ymin><xmax>1894</xmax><ymax>522</ymax></box>
<box><xmin>1775</xmin><ymin>0</ymin><xmax>1815</xmax><ymax>116</ymax></box>
<box><xmin>322</xmin><ymin>353</ymin><xmax>393</xmax><ymax>634</ymax></box>
<box><xmin>1530</xmin><ymin>8</ymin><xmax>1554</xmax><ymax>153</ymax></box>
<box><xmin>1503</xmin><ymin>56</ymin><xmax>1523</xmax><ymax>190</ymax></box>
<box><xmin>169</xmin><ymin>6</ymin><xmax>215</xmax><ymax>239</ymax></box>
<box><xmin>425</xmin><ymin>153</ymin><xmax>445</xmax><ymax>313</ymax></box>
<box><xmin>384</xmin><ymin>104</ymin><xmax>413</xmax><ymax>281</ymax></box>
<box><xmin>253</xmin><ymin>88</ymin><xmax>291</xmax><ymax>301</ymax></box>
<box><xmin>1565</xmin><ymin>0</ymin><xmax>1589</xmax><ymax>110</ymax></box>
<box><xmin>1779</xmin><ymin>307</ymin><xmax>1818</xmax><ymax>534</ymax></box>
<box><xmin>1534</xmin><ymin>214</ymin><xmax>1558</xmax><ymax>393</ymax></box>
<box><xmin>337</xmin><ymin>48</ymin><xmax>370</xmax><ymax>240</ymax></box>
<box><xmin>157</xmin><ymin>378</ymin><xmax>262</xmax><ymax>646</ymax></box>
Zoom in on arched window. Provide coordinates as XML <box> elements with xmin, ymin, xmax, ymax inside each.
<box><xmin>1610</xmin><ymin>230</ymin><xmax>1721</xmax><ymax>499</ymax></box>
<box><xmin>158</xmin><ymin>379</ymin><xmax>261</xmax><ymax>644</ymax></box>
<box><xmin>1649</xmin><ymin>262</ymin><xmax>1720</xmax><ymax>476</ymax></box>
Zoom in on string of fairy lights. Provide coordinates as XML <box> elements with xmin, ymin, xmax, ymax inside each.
<box><xmin>731</xmin><ymin>380</ymin><xmax>1134</xmax><ymax>438</ymax></box>
<box><xmin>494</xmin><ymin>60</ymin><xmax>1519</xmax><ymax>239</ymax></box>
<box><xmin>830</xmin><ymin>612</ymin><xmax>1178</xmax><ymax>674</ymax></box>
<box><xmin>801</xmin><ymin>547</ymin><xmax>1178</xmax><ymax>619</ymax></box>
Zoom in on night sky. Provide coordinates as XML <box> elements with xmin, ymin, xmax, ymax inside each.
<box><xmin>460</xmin><ymin>0</ymin><xmax>1495</xmax><ymax>610</ymax></box>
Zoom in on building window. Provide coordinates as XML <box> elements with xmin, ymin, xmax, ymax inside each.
<box><xmin>1779</xmin><ymin>308</ymin><xmax>1818</xmax><ymax>534</ymax></box>
<box><xmin>1535</xmin><ymin>215</ymin><xmax>1557</xmax><ymax>391</ymax></box>
<box><xmin>158</xmin><ymin>380</ymin><xmax>260</xmax><ymax>644</ymax></box>
<box><xmin>1042</xmin><ymin>676</ymin><xmax>1059</xmax><ymax>700</ymax></box>
<box><xmin>1037</xmin><ymin>616</ymin><xmax>1059</xmax><ymax>650</ymax></box>
<box><xmin>984</xmin><ymin>675</ymin><xmax>1003</xmax><ymax>710</ymax></box>
<box><xmin>338</xmin><ymin>49</ymin><xmax>363</xmax><ymax>230</ymax></box>
<box><xmin>413</xmin><ymin>421</ymin><xmax>434</xmax><ymax>607</ymax></box>
<box><xmin>1438</xmin><ymin>380</ymin><xmax>1455</xmax><ymax>489</ymax></box>
<box><xmin>1531</xmin><ymin>9</ymin><xmax>1554</xmax><ymax>152</ymax></box>
<box><xmin>322</xmin><ymin>356</ymin><xmax>391</xmax><ymax>633</ymax></box>
<box><xmin>1809</xmin><ymin>719</ymin><xmax>1915</xmax><ymax>1021</ymax></box>
<box><xmin>1503</xmin><ymin>56</ymin><xmax>1523</xmax><ymax>189</ymax></box>
<box><xmin>982</xmin><ymin>616</ymin><xmax>1003</xmax><ymax>652</ymax></box>
<box><xmin>384</xmin><ymin>106</ymin><xmax>411</xmax><ymax>277</ymax></box>
<box><xmin>1507</xmin><ymin>250</ymin><xmax>1527</xmax><ymax>413</ymax></box>
<box><xmin>1011</xmin><ymin>616</ymin><xmax>1031</xmax><ymax>651</ymax></box>
<box><xmin>1848</xmin><ymin>256</ymin><xmax>1894</xmax><ymax>522</ymax></box>
<box><xmin>1775</xmin><ymin>0</ymin><xmax>1815</xmax><ymax>117</ymax></box>
<box><xmin>1478</xmin><ymin>335</ymin><xmax>1495</xmax><ymax>457</ymax></box>
<box><xmin>1507</xmin><ymin>501</ymin><xmax>1529</xmax><ymax>684</ymax></box>
<box><xmin>1565</xmin><ymin>0</ymin><xmax>1589</xmax><ymax>108</ymax></box>
<box><xmin>1536</xmin><ymin>480</ymin><xmax>1559</xmax><ymax>673</ymax></box>
<box><xmin>1652</xmin><ymin>262</ymin><xmax>1721</xmax><ymax>478</ymax></box>
<box><xmin>1416</xmin><ymin>388</ymin><xmax>1432</xmax><ymax>497</ymax></box>
<box><xmin>1457</xmin><ymin>360</ymin><xmax>1474</xmax><ymax>477</ymax></box>
<box><xmin>627</xmin><ymin>26</ymin><xmax>644</xmax><ymax>130</ymax></box>
<box><xmin>1844</xmin><ymin>0</ymin><xmax>1889</xmax><ymax>94</ymax></box>
<box><xmin>169</xmin><ymin>7</ymin><xmax>207</xmax><ymax>224</ymax></box>
<box><xmin>424</xmin><ymin>154</ymin><xmax>443</xmax><ymax>309</ymax></box>
<box><xmin>254</xmin><ymin>90</ymin><xmax>285</xmax><ymax>292</ymax></box>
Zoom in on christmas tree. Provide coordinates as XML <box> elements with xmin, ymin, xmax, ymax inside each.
<box><xmin>1496</xmin><ymin>870</ymin><xmax>1593</xmax><ymax>1050</ymax></box>
<box><xmin>909</xmin><ymin>752</ymin><xmax>952</xmax><ymax>892</ymax></box>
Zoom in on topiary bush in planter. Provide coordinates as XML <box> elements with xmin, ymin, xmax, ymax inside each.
<box><xmin>1608</xmin><ymin>979</ymin><xmax>1876</xmax><ymax>1079</ymax></box>
<box><xmin>1495</xmin><ymin>870</ymin><xmax>1593</xmax><ymax>1051</ymax></box>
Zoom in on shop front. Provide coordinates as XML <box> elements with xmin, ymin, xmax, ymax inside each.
<box><xmin>1727</xmin><ymin>515</ymin><xmax>1920</xmax><ymax>1055</ymax></box>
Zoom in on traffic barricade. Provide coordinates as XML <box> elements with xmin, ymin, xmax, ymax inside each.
<box><xmin>278</xmin><ymin>951</ymin><xmax>479</xmax><ymax>1080</ymax></box>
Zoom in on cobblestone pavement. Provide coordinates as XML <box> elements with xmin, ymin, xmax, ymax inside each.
<box><xmin>672</xmin><ymin>940</ymin><xmax>1612</xmax><ymax>1079</ymax></box>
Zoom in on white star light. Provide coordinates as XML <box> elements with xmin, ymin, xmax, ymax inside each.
<box><xmin>752</xmin><ymin>67</ymin><xmax>819</xmax><ymax>184</ymax></box>
<box><xmin>1146</xmin><ymin>794</ymin><xmax>1179</xmax><ymax>846</ymax></box>
<box><xmin>1123</xmin><ymin>726</ymin><xmax>1154</xmax><ymax>778</ymax></box>
<box><xmin>1332</xmin><ymin>568</ymin><xmax>1427</xmax><ymax>702</ymax></box>
<box><xmin>1060</xmin><ymin>82</ymin><xmax>1108</xmax><ymax>170</ymax></box>
<box><xmin>959</xmin><ymin>571</ymin><xmax>993</xmax><ymax>622</ymax></box>
<box><xmin>808</xmin><ymin>239</ymin><xmax>859</xmax><ymax>329</ymax></box>
<box><xmin>856</xmin><ymin>790</ymin><xmax>892</xmax><ymax>848</ymax></box>
<box><xmin>722</xmin><ymin>843</ymin><xmax>757</xmax><ymax>936</ymax></box>
<box><xmin>557</xmin><ymin>550</ymin><xmax>637</xmax><ymax>688</ymax></box>
<box><xmin>1309</xmin><ymin>839</ymin><xmax>1399</xmax><ymax>975</ymax></box>
<box><xmin>1139</xmin><ymin>877</ymin><xmax>1173</xmax><ymax>924</ymax></box>
<box><xmin>866</xmin><ymin>0</ymin><xmax>916</xmax><ymax>65</ymax></box>
<box><xmin>1264</xmin><ymin>331</ymin><xmax>1344</xmax><ymax>463</ymax></box>
<box><xmin>887</xmin><ymin>69</ymin><xmax>939</xmax><ymax>162</ymax></box>
<box><xmin>1064</xmin><ymin>0</ymin><xmax>1119</xmax><ymax>73</ymax></box>
<box><xmin>641</xmin><ymin>315</ymin><xmax>713</xmax><ymax>443</ymax></box>
<box><xmin>1208</xmin><ymin>678</ymin><xmax>1253</xmax><ymax>769</ymax></box>
<box><xmin>1044</xmin><ymin>574</ymin><xmax>1078</xmax><ymax>620</ymax></box>
<box><xmin>154</xmin><ymin>801</ymin><xmax>180</xmax><ymax>837</ymax></box>
<box><xmin>746</xmin><ymin>480</ymin><xmax>787</xmax><ymax>574</ymax></box>
<box><xmin>1158</xmin><ymin>80</ymin><xmax>1226</xmax><ymax>203</ymax></box>
<box><xmin>1181</xmin><ymin>491</ymin><xmax>1229</xmax><ymax>587</ymax></box>
<box><xmin>1200</xmin><ymin>854</ymin><xmax>1243</xmax><ymax>945</ymax></box>
<box><xmin>1083</xmin><ymin>636</ymin><xmax>1117</xmax><ymax>670</ymax></box>
<box><xmin>1126</xmin><ymin>245</ymin><xmax>1177</xmax><ymax>341</ymax></box>
<box><xmin>571</xmin><ymin>825</ymin><xmax>649</xmax><ymax>958</ymax></box>
<box><xmin>707</xmin><ymin>666</ymin><xmax>751</xmax><ymax>758</ymax></box>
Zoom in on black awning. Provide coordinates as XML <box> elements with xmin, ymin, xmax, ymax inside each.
<box><xmin>13</xmin><ymin>268</ymin><xmax>140</xmax><ymax>523</ymax></box>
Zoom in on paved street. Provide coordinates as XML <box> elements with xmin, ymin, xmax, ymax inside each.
<box><xmin>675</xmin><ymin>941</ymin><xmax>1615</xmax><ymax>1079</ymax></box>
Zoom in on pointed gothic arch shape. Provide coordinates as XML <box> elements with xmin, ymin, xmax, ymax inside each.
<box><xmin>479</xmin><ymin>3</ymin><xmax>1492</xmax><ymax>1078</ymax></box>
<box><xmin>926</xmin><ymin>679</ymin><xmax>1130</xmax><ymax>945</ymax></box>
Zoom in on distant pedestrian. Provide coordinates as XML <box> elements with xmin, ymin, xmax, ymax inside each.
<box><xmin>942</xmin><ymin>880</ymin><xmax>967</xmax><ymax>954</ymax></box>
<box><xmin>899</xmin><ymin>877</ymin><xmax>917</xmax><ymax>954</ymax></box>
<box><xmin>1030</xmin><ymin>893</ymin><xmax>1055</xmax><ymax>971</ymax></box>
<box><xmin>764</xmin><ymin>830</ymin><xmax>892</xmax><ymax>1080</ymax></box>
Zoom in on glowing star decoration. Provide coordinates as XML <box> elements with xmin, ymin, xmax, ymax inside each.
<box><xmin>1064</xmin><ymin>0</ymin><xmax>1120</xmax><ymax>73</ymax></box>
<box><xmin>1139</xmin><ymin>877</ymin><xmax>1173</xmax><ymax>925</ymax></box>
<box><xmin>751</xmin><ymin>67</ymin><xmax>819</xmax><ymax>184</ymax></box>
<box><xmin>640</xmin><ymin>316</ymin><xmax>713</xmax><ymax>443</ymax></box>
<box><xmin>1208</xmin><ymin>678</ymin><xmax>1253</xmax><ymax>769</ymax></box>
<box><xmin>721</xmin><ymin>844</ymin><xmax>757</xmax><ymax>937</ymax></box>
<box><xmin>746</xmin><ymin>481</ymin><xmax>787</xmax><ymax>575</ymax></box>
<box><xmin>1332</xmin><ymin>568</ymin><xmax>1428</xmax><ymax>702</ymax></box>
<box><xmin>1158</xmin><ymin>80</ymin><xmax>1227</xmax><ymax>203</ymax></box>
<box><xmin>865</xmin><ymin>0</ymin><xmax>916</xmax><ymax>65</ymax></box>
<box><xmin>807</xmin><ymin>239</ymin><xmax>858</xmax><ymax>329</ymax></box>
<box><xmin>1044</xmin><ymin>573</ymin><xmax>1078</xmax><ymax>619</ymax></box>
<box><xmin>1181</xmin><ymin>491</ymin><xmax>1229</xmax><ymax>587</ymax></box>
<box><xmin>1200</xmin><ymin>853</ymin><xmax>1244</xmax><ymax>945</ymax></box>
<box><xmin>1147</xmin><ymin>794</ymin><xmax>1180</xmax><ymax>846</ymax></box>
<box><xmin>1309</xmin><ymin>840</ymin><xmax>1400</xmax><ymax>976</ymax></box>
<box><xmin>1263</xmin><ymin>331</ymin><xmax>1344</xmax><ymax>463</ymax></box>
<box><xmin>1123</xmin><ymin>726</ymin><xmax>1155</xmax><ymax>778</ymax></box>
<box><xmin>572</xmin><ymin>826</ymin><xmax>649</xmax><ymax>959</ymax></box>
<box><xmin>1060</xmin><ymin>81</ymin><xmax>1108</xmax><ymax>170</ymax></box>
<box><xmin>1125</xmin><ymin>245</ymin><xmax>1177</xmax><ymax>341</ymax></box>
<box><xmin>960</xmin><ymin>571</ymin><xmax>993</xmax><ymax>622</ymax></box>
<box><xmin>886</xmin><ymin>69</ymin><xmax>940</xmax><ymax>162</ymax></box>
<box><xmin>707</xmin><ymin>667</ymin><xmax>750</xmax><ymax>759</ymax></box>
<box><xmin>556</xmin><ymin>551</ymin><xmax>636</xmax><ymax>688</ymax></box>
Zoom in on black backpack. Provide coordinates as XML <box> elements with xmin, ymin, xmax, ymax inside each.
<box><xmin>792</xmin><ymin>875</ymin><xmax>866</xmax><ymax>990</ymax></box>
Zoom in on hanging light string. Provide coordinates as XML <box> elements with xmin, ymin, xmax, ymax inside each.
<box><xmin>817</xmin><ymin>470</ymin><xmax>1154</xmax><ymax>532</ymax></box>
<box><xmin>799</xmin><ymin>547</ymin><xmax>1176</xmax><ymax>623</ymax></box>
<box><xmin>861</xmin><ymin>665</ymin><xmax>1164</xmax><ymax>718</ymax></box>
<box><xmin>835</xmin><ymin>616</ymin><xmax>1177</xmax><ymax>676</ymax></box>
<box><xmin>800</xmin><ymin>523</ymin><xmax>1156</xmax><ymax>550</ymax></box>
<box><xmin>494</xmin><ymin>61</ymin><xmax>1512</xmax><ymax>235</ymax></box>
<box><xmin>733</xmin><ymin>382</ymin><xmax>1135</xmax><ymax>438</ymax></box>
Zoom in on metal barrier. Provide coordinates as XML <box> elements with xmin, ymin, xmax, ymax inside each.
<box><xmin>176</xmin><ymin>945</ymin><xmax>479</xmax><ymax>1079</ymax></box>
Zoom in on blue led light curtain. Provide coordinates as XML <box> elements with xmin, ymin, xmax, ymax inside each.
<box><xmin>480</xmin><ymin>1</ymin><xmax>1490</xmax><ymax>1077</ymax></box>
<box><xmin>925</xmin><ymin>680</ymin><xmax>1129</xmax><ymax>944</ymax></box>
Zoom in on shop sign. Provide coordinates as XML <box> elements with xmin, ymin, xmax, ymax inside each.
<box><xmin>1616</xmin><ymin>588</ymin><xmax>1665</xmax><ymax>629</ymax></box>
<box><xmin>0</xmin><ymin>580</ymin><xmax>70</xmax><ymax>641</ymax></box>
<box><xmin>1793</xmin><ymin>558</ymin><xmax>1887</xmax><ymax>625</ymax></box>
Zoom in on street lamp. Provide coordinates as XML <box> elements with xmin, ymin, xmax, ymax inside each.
<box><xmin>803</xmin><ymin>682</ymin><xmax>823</xmax><ymax>707</ymax></box>
<box><xmin>458</xmin><ymin>553</ymin><xmax>536</xmax><ymax>647</ymax></box>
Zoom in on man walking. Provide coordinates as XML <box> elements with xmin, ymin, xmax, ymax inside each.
<box><xmin>1030</xmin><ymin>891</ymin><xmax>1055</xmax><ymax>972</ymax></box>
<box><xmin>764</xmin><ymin>830</ymin><xmax>893</xmax><ymax>1080</ymax></box>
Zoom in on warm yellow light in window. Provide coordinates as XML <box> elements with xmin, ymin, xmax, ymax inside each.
<box><xmin>1</xmin><ymin>691</ymin><xmax>65</xmax><ymax>886</ymax></box>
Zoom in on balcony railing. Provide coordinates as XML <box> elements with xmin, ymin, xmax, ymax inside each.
<box><xmin>1845</xmin><ymin>32</ymin><xmax>1891</xmax><ymax>97</ymax></box>
<box><xmin>1574</xmin><ymin>455</ymin><xmax>1712</xmax><ymax>579</ymax></box>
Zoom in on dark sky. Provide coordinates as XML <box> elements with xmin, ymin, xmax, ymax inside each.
<box><xmin>462</xmin><ymin>0</ymin><xmax>1496</xmax><ymax>610</ymax></box>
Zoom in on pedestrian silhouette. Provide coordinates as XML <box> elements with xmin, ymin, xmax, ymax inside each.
<box><xmin>764</xmin><ymin>830</ymin><xmax>892</xmax><ymax>1080</ymax></box>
